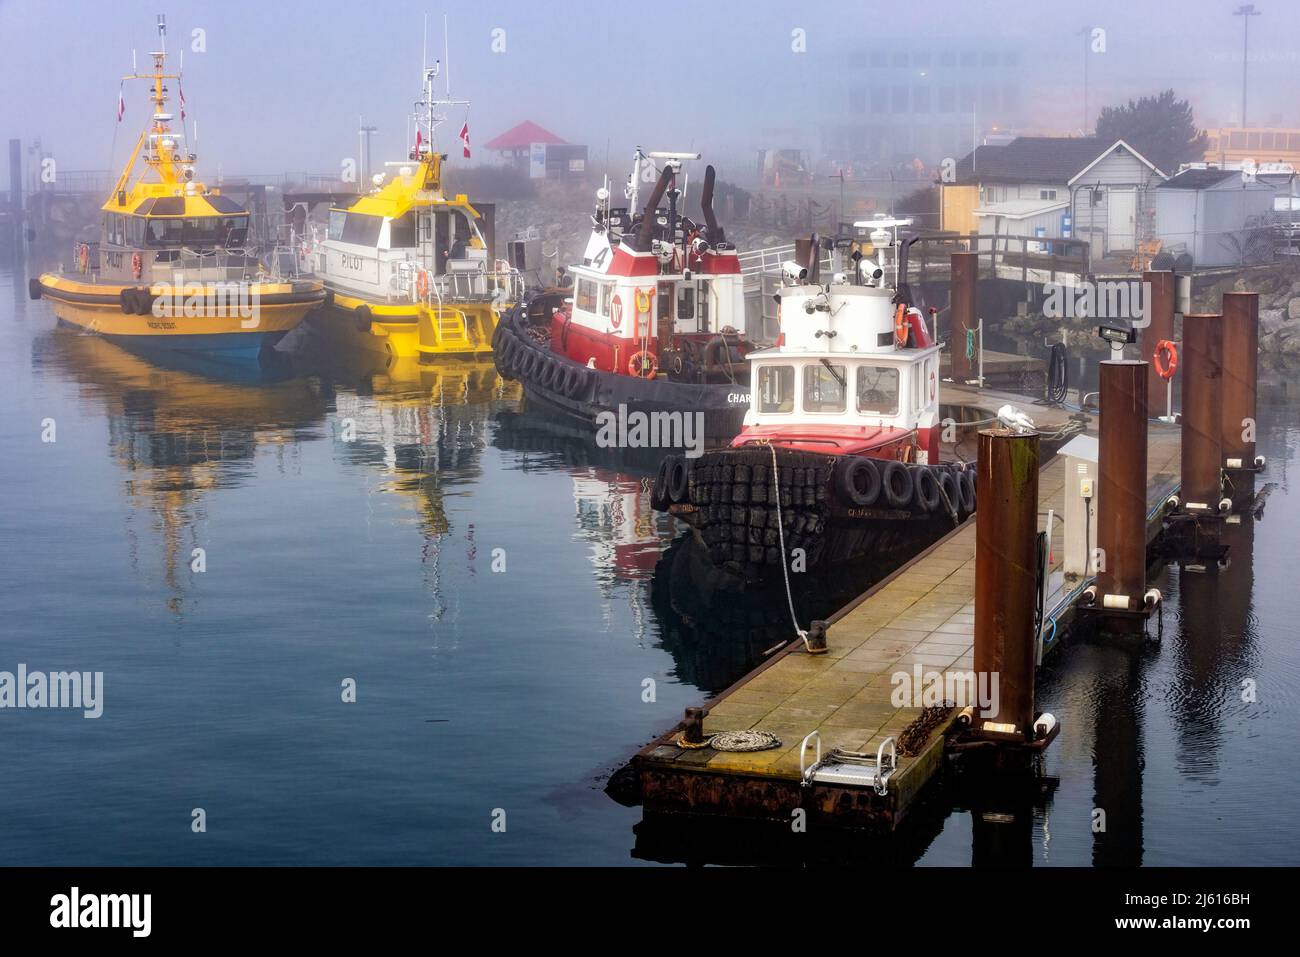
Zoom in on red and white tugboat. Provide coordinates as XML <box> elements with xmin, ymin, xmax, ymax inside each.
<box><xmin>650</xmin><ymin>219</ymin><xmax>977</xmax><ymax>583</ymax></box>
<box><xmin>492</xmin><ymin>149</ymin><xmax>759</xmax><ymax>444</ymax></box>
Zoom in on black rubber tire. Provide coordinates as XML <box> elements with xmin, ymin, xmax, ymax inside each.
<box><xmin>650</xmin><ymin>457</ymin><xmax>671</xmax><ymax>510</ymax></box>
<box><xmin>355</xmin><ymin>306</ymin><xmax>372</xmax><ymax>333</ymax></box>
<box><xmin>119</xmin><ymin>287</ymin><xmax>139</xmax><ymax>314</ymax></box>
<box><xmin>958</xmin><ymin>469</ymin><xmax>977</xmax><ymax>513</ymax></box>
<box><xmin>881</xmin><ymin>460</ymin><xmax>914</xmax><ymax>509</ymax></box>
<box><xmin>937</xmin><ymin>468</ymin><xmax>960</xmax><ymax>514</ymax></box>
<box><xmin>838</xmin><ymin>457</ymin><xmax>882</xmax><ymax>508</ymax></box>
<box><xmin>912</xmin><ymin>465</ymin><xmax>942</xmax><ymax>513</ymax></box>
<box><xmin>563</xmin><ymin>364</ymin><xmax>586</xmax><ymax>398</ymax></box>
<box><xmin>28</xmin><ymin>278</ymin><xmax>42</xmax><ymax>301</ymax></box>
<box><xmin>520</xmin><ymin>348</ymin><xmax>540</xmax><ymax>381</ymax></box>
<box><xmin>667</xmin><ymin>457</ymin><xmax>690</xmax><ymax>504</ymax></box>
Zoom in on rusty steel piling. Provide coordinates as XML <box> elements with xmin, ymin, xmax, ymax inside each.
<box><xmin>1220</xmin><ymin>292</ymin><xmax>1260</xmax><ymax>472</ymax></box>
<box><xmin>1141</xmin><ymin>271</ymin><xmax>1177</xmax><ymax>415</ymax></box>
<box><xmin>973</xmin><ymin>428</ymin><xmax>1040</xmax><ymax>742</ymax></box>
<box><xmin>1179</xmin><ymin>313</ymin><xmax>1226</xmax><ymax>513</ymax></box>
<box><xmin>1096</xmin><ymin>360</ymin><xmax>1150</xmax><ymax>613</ymax></box>
<box><xmin>950</xmin><ymin>252</ymin><xmax>977</xmax><ymax>383</ymax></box>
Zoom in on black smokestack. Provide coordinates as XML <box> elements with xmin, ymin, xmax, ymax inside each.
<box><xmin>701</xmin><ymin>164</ymin><xmax>725</xmax><ymax>245</ymax></box>
<box><xmin>633</xmin><ymin>165</ymin><xmax>675</xmax><ymax>253</ymax></box>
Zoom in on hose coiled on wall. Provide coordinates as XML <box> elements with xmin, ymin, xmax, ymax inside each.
<box><xmin>1047</xmin><ymin>342</ymin><xmax>1069</xmax><ymax>405</ymax></box>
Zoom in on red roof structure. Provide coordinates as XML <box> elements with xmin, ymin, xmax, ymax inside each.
<box><xmin>484</xmin><ymin>121</ymin><xmax>567</xmax><ymax>151</ymax></box>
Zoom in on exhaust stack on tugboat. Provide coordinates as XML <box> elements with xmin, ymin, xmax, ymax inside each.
<box><xmin>650</xmin><ymin>219</ymin><xmax>977</xmax><ymax>583</ymax></box>
<box><xmin>492</xmin><ymin>149</ymin><xmax>760</xmax><ymax>444</ymax></box>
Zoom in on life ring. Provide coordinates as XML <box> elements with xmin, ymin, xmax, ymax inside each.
<box><xmin>131</xmin><ymin>251</ymin><xmax>143</xmax><ymax>280</ymax></box>
<box><xmin>415</xmin><ymin>270</ymin><xmax>430</xmax><ymax>299</ymax></box>
<box><xmin>628</xmin><ymin>350</ymin><xmax>658</xmax><ymax>378</ymax></box>
<box><xmin>894</xmin><ymin>303</ymin><xmax>909</xmax><ymax>346</ymax></box>
<box><xmin>635</xmin><ymin>288</ymin><xmax>652</xmax><ymax>315</ymax></box>
<box><xmin>1154</xmin><ymin>339</ymin><xmax>1178</xmax><ymax>380</ymax></box>
<box><xmin>929</xmin><ymin>369</ymin><xmax>937</xmax><ymax>403</ymax></box>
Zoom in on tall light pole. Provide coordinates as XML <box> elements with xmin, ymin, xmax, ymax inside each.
<box><xmin>1234</xmin><ymin>5</ymin><xmax>1261</xmax><ymax>128</ymax></box>
<box><xmin>1079</xmin><ymin>26</ymin><xmax>1091</xmax><ymax>133</ymax></box>
<box><xmin>358</xmin><ymin>117</ymin><xmax>378</xmax><ymax>186</ymax></box>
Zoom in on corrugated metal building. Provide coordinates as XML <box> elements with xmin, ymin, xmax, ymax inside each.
<box><xmin>1154</xmin><ymin>168</ymin><xmax>1276</xmax><ymax>268</ymax></box>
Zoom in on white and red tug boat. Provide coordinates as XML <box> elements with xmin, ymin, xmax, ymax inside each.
<box><xmin>492</xmin><ymin>149</ymin><xmax>760</xmax><ymax>443</ymax></box>
<box><xmin>650</xmin><ymin>219</ymin><xmax>977</xmax><ymax>583</ymax></box>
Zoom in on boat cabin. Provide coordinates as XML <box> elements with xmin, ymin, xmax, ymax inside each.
<box><xmin>735</xmin><ymin>266</ymin><xmax>943</xmax><ymax>463</ymax></box>
<box><xmin>315</xmin><ymin>155</ymin><xmax>508</xmax><ymax>304</ymax></box>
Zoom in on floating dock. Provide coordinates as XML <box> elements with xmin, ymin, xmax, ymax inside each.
<box><xmin>633</xmin><ymin>386</ymin><xmax>1183</xmax><ymax>832</ymax></box>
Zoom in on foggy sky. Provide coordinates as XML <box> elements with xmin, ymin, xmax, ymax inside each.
<box><xmin>3</xmin><ymin>0</ymin><xmax>1299</xmax><ymax>180</ymax></box>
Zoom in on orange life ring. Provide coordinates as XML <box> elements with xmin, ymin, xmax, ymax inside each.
<box><xmin>628</xmin><ymin>350</ymin><xmax>658</xmax><ymax>378</ymax></box>
<box><xmin>1154</xmin><ymin>339</ymin><xmax>1178</xmax><ymax>380</ymax></box>
<box><xmin>131</xmin><ymin>251</ymin><xmax>143</xmax><ymax>280</ymax></box>
<box><xmin>894</xmin><ymin>304</ymin><xmax>909</xmax><ymax>346</ymax></box>
<box><xmin>415</xmin><ymin>270</ymin><xmax>430</xmax><ymax>299</ymax></box>
<box><xmin>78</xmin><ymin>244</ymin><xmax>89</xmax><ymax>273</ymax></box>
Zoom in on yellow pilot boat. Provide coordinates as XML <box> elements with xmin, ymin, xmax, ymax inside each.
<box><xmin>31</xmin><ymin>15</ymin><xmax>323</xmax><ymax>359</ymax></box>
<box><xmin>305</xmin><ymin>63</ymin><xmax>522</xmax><ymax>360</ymax></box>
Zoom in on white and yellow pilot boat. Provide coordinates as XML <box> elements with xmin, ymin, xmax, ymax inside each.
<box><xmin>31</xmin><ymin>16</ymin><xmax>323</xmax><ymax>359</ymax></box>
<box><xmin>304</xmin><ymin>64</ymin><xmax>522</xmax><ymax>360</ymax></box>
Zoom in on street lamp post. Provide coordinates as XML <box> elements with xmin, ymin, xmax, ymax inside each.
<box><xmin>1233</xmin><ymin>5</ymin><xmax>1261</xmax><ymax>128</ymax></box>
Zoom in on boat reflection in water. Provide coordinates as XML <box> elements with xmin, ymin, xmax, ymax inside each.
<box><xmin>36</xmin><ymin>329</ymin><xmax>329</xmax><ymax>616</ymax></box>
<box><xmin>300</xmin><ymin>337</ymin><xmax>520</xmax><ymax>624</ymax></box>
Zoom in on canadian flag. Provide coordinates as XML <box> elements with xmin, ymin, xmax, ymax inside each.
<box><xmin>458</xmin><ymin>121</ymin><xmax>470</xmax><ymax>159</ymax></box>
<box><xmin>116</xmin><ymin>85</ymin><xmax>125</xmax><ymax>122</ymax></box>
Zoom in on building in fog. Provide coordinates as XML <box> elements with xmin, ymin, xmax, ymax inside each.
<box><xmin>484</xmin><ymin>121</ymin><xmax>588</xmax><ymax>180</ymax></box>
<box><xmin>941</xmin><ymin>137</ymin><xmax>1166</xmax><ymax>259</ymax></box>
<box><xmin>1154</xmin><ymin>168</ymin><xmax>1276</xmax><ymax>269</ymax></box>
<box><xmin>820</xmin><ymin>42</ymin><xmax>1032</xmax><ymax>170</ymax></box>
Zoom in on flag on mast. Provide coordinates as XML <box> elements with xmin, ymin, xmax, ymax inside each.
<box><xmin>458</xmin><ymin>121</ymin><xmax>470</xmax><ymax>159</ymax></box>
<box><xmin>178</xmin><ymin>81</ymin><xmax>187</xmax><ymax>122</ymax></box>
<box><xmin>416</xmin><ymin>129</ymin><xmax>423</xmax><ymax>153</ymax></box>
<box><xmin>116</xmin><ymin>84</ymin><xmax>125</xmax><ymax>122</ymax></box>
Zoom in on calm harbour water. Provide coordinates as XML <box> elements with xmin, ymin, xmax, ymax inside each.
<box><xmin>2</xmin><ymin>258</ymin><xmax>1298</xmax><ymax>866</ymax></box>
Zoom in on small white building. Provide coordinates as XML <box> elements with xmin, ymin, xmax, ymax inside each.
<box><xmin>1154</xmin><ymin>168</ymin><xmax>1276</xmax><ymax>269</ymax></box>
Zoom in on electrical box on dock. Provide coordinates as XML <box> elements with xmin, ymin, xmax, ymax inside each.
<box><xmin>1059</xmin><ymin>435</ymin><xmax>1099</xmax><ymax>580</ymax></box>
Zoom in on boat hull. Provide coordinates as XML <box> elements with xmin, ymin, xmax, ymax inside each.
<box><xmin>650</xmin><ymin>446</ymin><xmax>976</xmax><ymax>584</ymax></box>
<box><xmin>493</xmin><ymin>304</ymin><xmax>749</xmax><ymax>446</ymax></box>
<box><xmin>313</xmin><ymin>289</ymin><xmax>501</xmax><ymax>360</ymax></box>
<box><xmin>36</xmin><ymin>274</ymin><xmax>321</xmax><ymax>357</ymax></box>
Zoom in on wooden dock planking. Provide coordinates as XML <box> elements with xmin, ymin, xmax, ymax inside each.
<box><xmin>636</xmin><ymin>411</ymin><xmax>1183</xmax><ymax>829</ymax></box>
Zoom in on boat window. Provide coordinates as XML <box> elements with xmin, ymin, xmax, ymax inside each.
<box><xmin>757</xmin><ymin>365</ymin><xmax>796</xmax><ymax>414</ymax></box>
<box><xmin>389</xmin><ymin>213</ymin><xmax>418</xmax><ymax>248</ymax></box>
<box><xmin>340</xmin><ymin>212</ymin><xmax>383</xmax><ymax>246</ymax></box>
<box><xmin>856</xmin><ymin>366</ymin><xmax>901</xmax><ymax>415</ymax></box>
<box><xmin>677</xmin><ymin>286</ymin><xmax>694</xmax><ymax>321</ymax></box>
<box><xmin>328</xmin><ymin>209</ymin><xmax>346</xmax><ymax>241</ymax></box>
<box><xmin>127</xmin><ymin>215</ymin><xmax>145</xmax><ymax>246</ymax></box>
<box><xmin>598</xmin><ymin>283</ymin><xmax>610</xmax><ymax>317</ymax></box>
<box><xmin>575</xmin><ymin>278</ymin><xmax>597</xmax><ymax>313</ymax></box>
<box><xmin>146</xmin><ymin>217</ymin><xmax>184</xmax><ymax>246</ymax></box>
<box><xmin>804</xmin><ymin>363</ymin><xmax>848</xmax><ymax>413</ymax></box>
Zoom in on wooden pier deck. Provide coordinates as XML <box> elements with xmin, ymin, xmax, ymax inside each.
<box><xmin>635</xmin><ymin>401</ymin><xmax>1183</xmax><ymax>831</ymax></box>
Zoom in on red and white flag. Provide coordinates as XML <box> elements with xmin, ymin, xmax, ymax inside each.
<box><xmin>116</xmin><ymin>85</ymin><xmax>125</xmax><ymax>122</ymax></box>
<box><xmin>415</xmin><ymin>129</ymin><xmax>423</xmax><ymax>153</ymax></box>
<box><xmin>458</xmin><ymin>121</ymin><xmax>471</xmax><ymax>159</ymax></box>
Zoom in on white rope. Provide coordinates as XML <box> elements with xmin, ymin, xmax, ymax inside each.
<box><xmin>708</xmin><ymin>730</ymin><xmax>782</xmax><ymax>752</ymax></box>
<box><xmin>767</xmin><ymin>442</ymin><xmax>811</xmax><ymax>652</ymax></box>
